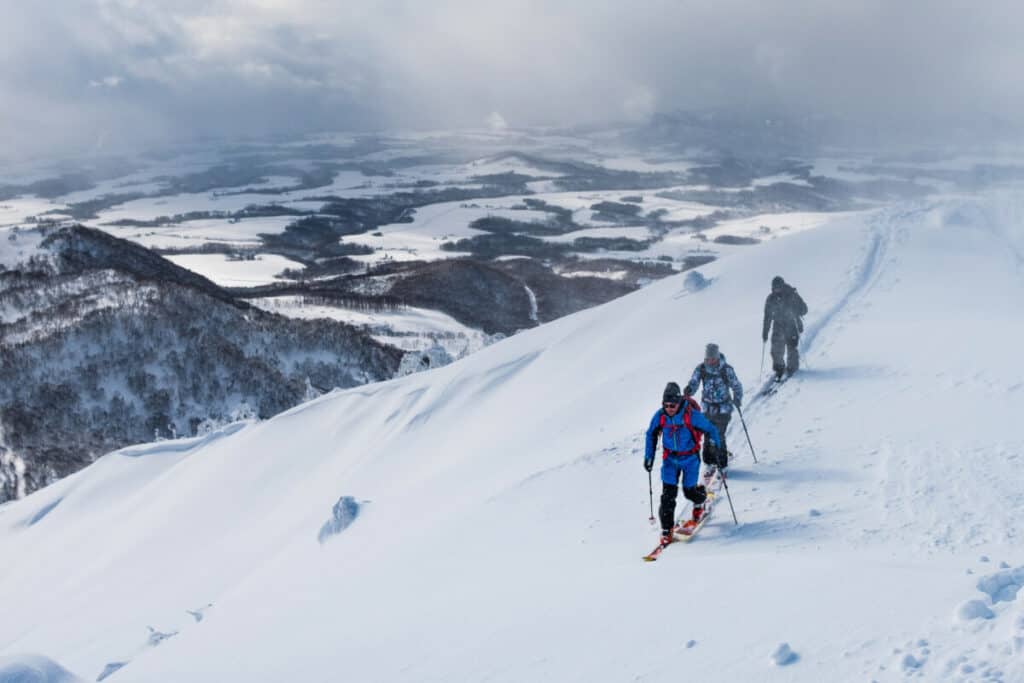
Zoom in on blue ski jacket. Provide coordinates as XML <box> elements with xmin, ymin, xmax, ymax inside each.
<box><xmin>645</xmin><ymin>403</ymin><xmax>721</xmax><ymax>463</ymax></box>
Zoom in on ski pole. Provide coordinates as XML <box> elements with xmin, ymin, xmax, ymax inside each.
<box><xmin>647</xmin><ymin>470</ymin><xmax>655</xmax><ymax>525</ymax></box>
<box><xmin>759</xmin><ymin>341</ymin><xmax>766</xmax><ymax>382</ymax></box>
<box><xmin>734</xmin><ymin>403</ymin><xmax>759</xmax><ymax>463</ymax></box>
<box><xmin>718</xmin><ymin>471</ymin><xmax>739</xmax><ymax>525</ymax></box>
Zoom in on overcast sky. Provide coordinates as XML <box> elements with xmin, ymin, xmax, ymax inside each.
<box><xmin>2</xmin><ymin>0</ymin><xmax>1023</xmax><ymax>160</ymax></box>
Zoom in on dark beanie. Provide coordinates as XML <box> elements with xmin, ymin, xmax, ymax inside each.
<box><xmin>772</xmin><ymin>276</ymin><xmax>785</xmax><ymax>289</ymax></box>
<box><xmin>663</xmin><ymin>382</ymin><xmax>682</xmax><ymax>403</ymax></box>
<box><xmin>705</xmin><ymin>343</ymin><xmax>720</xmax><ymax>359</ymax></box>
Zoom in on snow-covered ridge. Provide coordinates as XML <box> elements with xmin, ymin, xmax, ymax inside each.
<box><xmin>1</xmin><ymin>194</ymin><xmax>1023</xmax><ymax>681</ymax></box>
<box><xmin>0</xmin><ymin>225</ymin><xmax>402</xmax><ymax>502</ymax></box>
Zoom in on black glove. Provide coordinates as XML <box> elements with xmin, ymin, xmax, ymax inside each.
<box><xmin>644</xmin><ymin>457</ymin><xmax>654</xmax><ymax>472</ymax></box>
<box><xmin>733</xmin><ymin>397</ymin><xmax>742</xmax><ymax>409</ymax></box>
<box><xmin>683</xmin><ymin>385</ymin><xmax>694</xmax><ymax>398</ymax></box>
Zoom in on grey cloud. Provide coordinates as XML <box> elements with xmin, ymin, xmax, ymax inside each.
<box><xmin>2</xmin><ymin>0</ymin><xmax>1023</xmax><ymax>162</ymax></box>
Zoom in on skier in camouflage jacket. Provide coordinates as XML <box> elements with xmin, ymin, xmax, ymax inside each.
<box><xmin>684</xmin><ymin>343</ymin><xmax>742</xmax><ymax>473</ymax></box>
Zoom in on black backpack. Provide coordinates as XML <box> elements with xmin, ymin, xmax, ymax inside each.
<box><xmin>698</xmin><ymin>362</ymin><xmax>730</xmax><ymax>384</ymax></box>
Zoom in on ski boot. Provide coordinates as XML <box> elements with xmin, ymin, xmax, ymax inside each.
<box><xmin>691</xmin><ymin>504</ymin><xmax>705</xmax><ymax>523</ymax></box>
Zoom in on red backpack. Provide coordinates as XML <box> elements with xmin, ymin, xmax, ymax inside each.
<box><xmin>659</xmin><ymin>397</ymin><xmax>704</xmax><ymax>456</ymax></box>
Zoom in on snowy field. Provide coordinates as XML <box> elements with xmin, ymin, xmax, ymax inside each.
<box><xmin>2</xmin><ymin>190</ymin><xmax>1023</xmax><ymax>681</ymax></box>
<box><xmin>401</xmin><ymin>155</ymin><xmax>568</xmax><ymax>182</ymax></box>
<box><xmin>0</xmin><ymin>197</ymin><xmax>67</xmax><ymax>228</ymax></box>
<box><xmin>625</xmin><ymin>210</ymin><xmax>867</xmax><ymax>264</ymax></box>
<box><xmin>251</xmin><ymin>296</ymin><xmax>492</xmax><ymax>355</ymax></box>
<box><xmin>88</xmin><ymin>191</ymin><xmax>310</xmax><ymax>225</ymax></box>
<box><xmin>346</xmin><ymin>201</ymin><xmax>552</xmax><ymax>264</ymax></box>
<box><xmin>163</xmin><ymin>253</ymin><xmax>304</xmax><ymax>287</ymax></box>
<box><xmin>98</xmin><ymin>216</ymin><xmax>299</xmax><ymax>250</ymax></box>
<box><xmin>544</xmin><ymin>225</ymin><xmax>654</xmax><ymax>243</ymax></box>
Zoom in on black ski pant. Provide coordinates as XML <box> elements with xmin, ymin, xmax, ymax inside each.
<box><xmin>659</xmin><ymin>483</ymin><xmax>707</xmax><ymax>532</ymax></box>
<box><xmin>770</xmin><ymin>333</ymin><xmax>800</xmax><ymax>375</ymax></box>
<box><xmin>702</xmin><ymin>412</ymin><xmax>730</xmax><ymax>469</ymax></box>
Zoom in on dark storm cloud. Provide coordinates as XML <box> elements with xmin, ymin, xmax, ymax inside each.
<box><xmin>2</xmin><ymin>0</ymin><xmax>1023</xmax><ymax>161</ymax></box>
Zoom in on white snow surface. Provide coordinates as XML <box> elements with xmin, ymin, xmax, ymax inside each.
<box><xmin>347</xmin><ymin>201</ymin><xmax>553</xmax><ymax>264</ymax></box>
<box><xmin>2</xmin><ymin>192</ymin><xmax>1024</xmax><ymax>681</ymax></box>
<box><xmin>544</xmin><ymin>225</ymin><xmax>653</xmax><ymax>243</ymax></box>
<box><xmin>97</xmin><ymin>216</ymin><xmax>297</xmax><ymax>249</ymax></box>
<box><xmin>0</xmin><ymin>198</ymin><xmax>64</xmax><ymax>228</ymax></box>
<box><xmin>250</xmin><ymin>296</ymin><xmax>492</xmax><ymax>355</ymax></box>
<box><xmin>163</xmin><ymin>253</ymin><xmax>303</xmax><ymax>287</ymax></box>
<box><xmin>0</xmin><ymin>227</ymin><xmax>46</xmax><ymax>269</ymax></box>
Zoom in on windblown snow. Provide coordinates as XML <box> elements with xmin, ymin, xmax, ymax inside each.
<box><xmin>1</xmin><ymin>192</ymin><xmax>1023</xmax><ymax>682</ymax></box>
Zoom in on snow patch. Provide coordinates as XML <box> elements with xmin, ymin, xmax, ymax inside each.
<box><xmin>524</xmin><ymin>284</ymin><xmax>538</xmax><ymax>323</ymax></box>
<box><xmin>163</xmin><ymin>253</ymin><xmax>303</xmax><ymax>287</ymax></box>
<box><xmin>0</xmin><ymin>447</ymin><xmax>27</xmax><ymax>501</ymax></box>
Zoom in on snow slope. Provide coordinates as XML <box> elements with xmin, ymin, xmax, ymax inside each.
<box><xmin>2</xmin><ymin>193</ymin><xmax>1024</xmax><ymax>682</ymax></box>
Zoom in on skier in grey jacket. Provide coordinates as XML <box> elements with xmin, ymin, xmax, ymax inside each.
<box><xmin>762</xmin><ymin>276</ymin><xmax>808</xmax><ymax>380</ymax></box>
<box><xmin>684</xmin><ymin>343</ymin><xmax>742</xmax><ymax>474</ymax></box>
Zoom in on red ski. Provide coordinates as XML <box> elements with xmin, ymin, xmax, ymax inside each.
<box><xmin>642</xmin><ymin>536</ymin><xmax>674</xmax><ymax>562</ymax></box>
<box><xmin>642</xmin><ymin>487</ymin><xmax>718</xmax><ymax>560</ymax></box>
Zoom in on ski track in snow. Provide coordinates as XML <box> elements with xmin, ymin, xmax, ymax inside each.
<box><xmin>799</xmin><ymin>210</ymin><xmax>892</xmax><ymax>354</ymax></box>
<box><xmin>742</xmin><ymin>207</ymin><xmax>898</xmax><ymax>435</ymax></box>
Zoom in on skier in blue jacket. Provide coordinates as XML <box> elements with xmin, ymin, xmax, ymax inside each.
<box><xmin>645</xmin><ymin>381</ymin><xmax>721</xmax><ymax>543</ymax></box>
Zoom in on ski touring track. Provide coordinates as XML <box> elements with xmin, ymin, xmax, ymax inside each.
<box><xmin>573</xmin><ymin>211</ymin><xmax>906</xmax><ymax>539</ymax></box>
<box><xmin>739</xmin><ymin>205</ymin><xmax>903</xmax><ymax>443</ymax></box>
